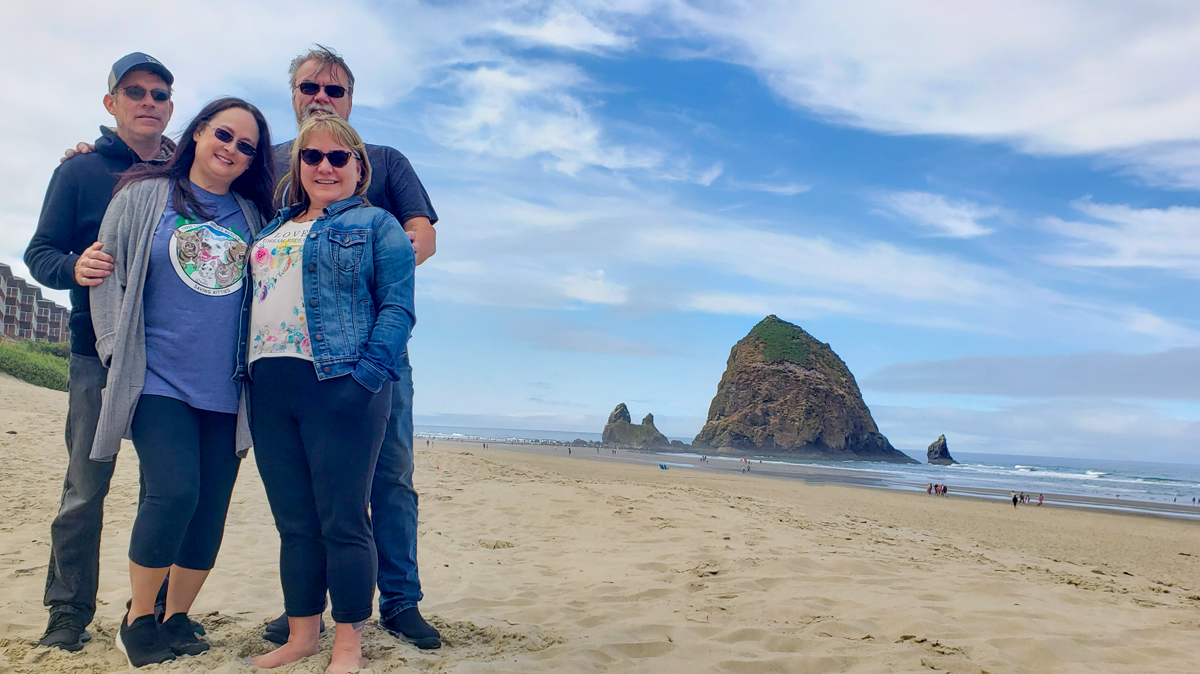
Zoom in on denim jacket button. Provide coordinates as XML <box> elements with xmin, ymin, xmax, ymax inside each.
<box><xmin>307</xmin><ymin>264</ymin><xmax>316</xmax><ymax>272</ymax></box>
<box><xmin>309</xmin><ymin>232</ymin><xmax>318</xmax><ymax>239</ymax></box>
<box><xmin>309</xmin><ymin>299</ymin><xmax>318</xmax><ymax>307</ymax></box>
<box><xmin>314</xmin><ymin>333</ymin><xmax>324</xmax><ymax>341</ymax></box>
<box><xmin>322</xmin><ymin>366</ymin><xmax>331</xmax><ymax>374</ymax></box>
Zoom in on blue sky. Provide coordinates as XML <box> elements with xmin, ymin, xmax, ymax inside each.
<box><xmin>4</xmin><ymin>1</ymin><xmax>1200</xmax><ymax>462</ymax></box>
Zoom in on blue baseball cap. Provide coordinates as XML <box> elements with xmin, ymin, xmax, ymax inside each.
<box><xmin>108</xmin><ymin>52</ymin><xmax>174</xmax><ymax>92</ymax></box>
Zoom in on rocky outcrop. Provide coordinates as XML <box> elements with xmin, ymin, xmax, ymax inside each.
<box><xmin>693</xmin><ymin>316</ymin><xmax>917</xmax><ymax>464</ymax></box>
<box><xmin>926</xmin><ymin>435</ymin><xmax>957</xmax><ymax>465</ymax></box>
<box><xmin>603</xmin><ymin>404</ymin><xmax>671</xmax><ymax>448</ymax></box>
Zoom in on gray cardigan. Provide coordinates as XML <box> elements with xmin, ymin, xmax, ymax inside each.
<box><xmin>89</xmin><ymin>178</ymin><xmax>264</xmax><ymax>461</ymax></box>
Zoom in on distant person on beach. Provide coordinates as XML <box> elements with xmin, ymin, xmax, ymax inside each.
<box><xmin>1038</xmin><ymin>493</ymin><xmax>1043</xmax><ymax>506</ymax></box>
<box><xmin>89</xmin><ymin>97</ymin><xmax>274</xmax><ymax>666</ymax></box>
<box><xmin>244</xmin><ymin>115</ymin><xmax>414</xmax><ymax>674</ymax></box>
<box><xmin>1012</xmin><ymin>492</ymin><xmax>1019</xmax><ymax>508</ymax></box>
<box><xmin>23</xmin><ymin>52</ymin><xmax>177</xmax><ymax>654</ymax></box>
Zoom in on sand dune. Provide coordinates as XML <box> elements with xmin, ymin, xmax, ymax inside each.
<box><xmin>1</xmin><ymin>372</ymin><xmax>1198</xmax><ymax>672</ymax></box>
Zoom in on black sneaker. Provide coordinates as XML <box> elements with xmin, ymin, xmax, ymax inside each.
<box><xmin>38</xmin><ymin>610</ymin><xmax>88</xmax><ymax>651</ymax></box>
<box><xmin>126</xmin><ymin>598</ymin><xmax>205</xmax><ymax>635</ymax></box>
<box><xmin>380</xmin><ymin>607</ymin><xmax>441</xmax><ymax>649</ymax></box>
<box><xmin>262</xmin><ymin>611</ymin><xmax>325</xmax><ymax>645</ymax></box>
<box><xmin>115</xmin><ymin>613</ymin><xmax>176</xmax><ymax>667</ymax></box>
<box><xmin>159</xmin><ymin>613</ymin><xmax>210</xmax><ymax>656</ymax></box>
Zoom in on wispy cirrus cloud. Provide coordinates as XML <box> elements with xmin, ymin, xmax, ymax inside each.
<box><xmin>1043</xmin><ymin>198</ymin><xmax>1200</xmax><ymax>276</ymax></box>
<box><xmin>874</xmin><ymin>190</ymin><xmax>999</xmax><ymax>238</ymax></box>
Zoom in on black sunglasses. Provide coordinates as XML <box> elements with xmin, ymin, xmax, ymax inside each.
<box><xmin>211</xmin><ymin>126</ymin><xmax>257</xmax><ymax>158</ymax></box>
<box><xmin>295</xmin><ymin>82</ymin><xmax>347</xmax><ymax>98</ymax></box>
<box><xmin>300</xmin><ymin>148</ymin><xmax>358</xmax><ymax>168</ymax></box>
<box><xmin>117</xmin><ymin>85</ymin><xmax>170</xmax><ymax>102</ymax></box>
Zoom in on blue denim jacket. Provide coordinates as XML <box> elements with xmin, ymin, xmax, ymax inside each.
<box><xmin>235</xmin><ymin>196</ymin><xmax>415</xmax><ymax>392</ymax></box>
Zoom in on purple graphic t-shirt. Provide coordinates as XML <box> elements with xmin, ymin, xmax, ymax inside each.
<box><xmin>141</xmin><ymin>184</ymin><xmax>249</xmax><ymax>414</ymax></box>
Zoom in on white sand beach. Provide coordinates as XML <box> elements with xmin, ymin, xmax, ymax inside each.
<box><xmin>2</xmin><ymin>371</ymin><xmax>1199</xmax><ymax>673</ymax></box>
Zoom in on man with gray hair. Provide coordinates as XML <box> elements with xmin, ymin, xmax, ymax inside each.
<box><xmin>262</xmin><ymin>45</ymin><xmax>441</xmax><ymax>650</ymax></box>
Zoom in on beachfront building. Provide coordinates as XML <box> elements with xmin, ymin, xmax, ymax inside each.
<box><xmin>0</xmin><ymin>263</ymin><xmax>70</xmax><ymax>343</ymax></box>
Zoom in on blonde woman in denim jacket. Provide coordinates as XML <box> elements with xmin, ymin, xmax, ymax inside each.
<box><xmin>237</xmin><ymin>115</ymin><xmax>415</xmax><ymax>674</ymax></box>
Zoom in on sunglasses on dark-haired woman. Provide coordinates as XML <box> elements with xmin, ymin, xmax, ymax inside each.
<box><xmin>207</xmin><ymin>125</ymin><xmax>257</xmax><ymax>158</ymax></box>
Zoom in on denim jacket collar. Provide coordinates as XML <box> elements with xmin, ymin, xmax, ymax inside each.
<box><xmin>277</xmin><ymin>196</ymin><xmax>365</xmax><ymax>225</ymax></box>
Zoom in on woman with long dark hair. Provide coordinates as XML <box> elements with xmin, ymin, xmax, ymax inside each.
<box><xmin>90</xmin><ymin>97</ymin><xmax>273</xmax><ymax>667</ymax></box>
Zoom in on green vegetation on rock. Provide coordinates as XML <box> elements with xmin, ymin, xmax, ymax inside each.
<box><xmin>0</xmin><ymin>340</ymin><xmax>69</xmax><ymax>392</ymax></box>
<box><xmin>747</xmin><ymin>315</ymin><xmax>848</xmax><ymax>383</ymax></box>
<box><xmin>748</xmin><ymin>315</ymin><xmax>814</xmax><ymax>366</ymax></box>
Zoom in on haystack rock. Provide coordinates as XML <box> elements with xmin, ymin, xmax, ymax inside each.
<box><xmin>603</xmin><ymin>403</ymin><xmax>671</xmax><ymax>448</ymax></box>
<box><xmin>927</xmin><ymin>435</ymin><xmax>957</xmax><ymax>465</ymax></box>
<box><xmin>693</xmin><ymin>315</ymin><xmax>917</xmax><ymax>463</ymax></box>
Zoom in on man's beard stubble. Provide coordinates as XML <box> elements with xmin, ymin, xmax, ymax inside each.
<box><xmin>297</xmin><ymin>103</ymin><xmax>338</xmax><ymax>125</ymax></box>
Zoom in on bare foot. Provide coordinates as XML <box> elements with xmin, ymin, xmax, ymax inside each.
<box><xmin>251</xmin><ymin>640</ymin><xmax>321</xmax><ymax>669</ymax></box>
<box><xmin>328</xmin><ymin>621</ymin><xmax>365</xmax><ymax>674</ymax></box>
<box><xmin>327</xmin><ymin>645</ymin><xmax>363</xmax><ymax>674</ymax></box>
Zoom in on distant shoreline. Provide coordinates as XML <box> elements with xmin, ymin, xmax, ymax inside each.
<box><xmin>427</xmin><ymin>435</ymin><xmax>1200</xmax><ymax>523</ymax></box>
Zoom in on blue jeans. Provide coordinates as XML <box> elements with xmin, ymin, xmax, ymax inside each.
<box><xmin>373</xmin><ymin>353</ymin><xmax>421</xmax><ymax>620</ymax></box>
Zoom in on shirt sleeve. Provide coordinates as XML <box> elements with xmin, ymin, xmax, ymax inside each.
<box><xmin>24</xmin><ymin>164</ymin><xmax>82</xmax><ymax>290</ymax></box>
<box><xmin>384</xmin><ymin>149</ymin><xmax>439</xmax><ymax>226</ymax></box>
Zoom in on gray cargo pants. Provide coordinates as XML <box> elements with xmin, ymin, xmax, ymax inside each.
<box><xmin>43</xmin><ymin>354</ymin><xmax>113</xmax><ymax>626</ymax></box>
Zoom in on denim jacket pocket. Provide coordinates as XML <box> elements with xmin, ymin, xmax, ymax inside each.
<box><xmin>330</xmin><ymin>230</ymin><xmax>369</xmax><ymax>271</ymax></box>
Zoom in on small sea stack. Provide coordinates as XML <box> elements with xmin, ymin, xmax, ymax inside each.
<box><xmin>602</xmin><ymin>403</ymin><xmax>671</xmax><ymax>449</ymax></box>
<box><xmin>927</xmin><ymin>434</ymin><xmax>958</xmax><ymax>465</ymax></box>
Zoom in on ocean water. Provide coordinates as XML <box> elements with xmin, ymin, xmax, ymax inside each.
<box><xmin>415</xmin><ymin>425</ymin><xmax>1200</xmax><ymax>506</ymax></box>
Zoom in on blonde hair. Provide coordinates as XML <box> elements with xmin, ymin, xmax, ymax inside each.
<box><xmin>280</xmin><ymin>114</ymin><xmax>372</xmax><ymax>210</ymax></box>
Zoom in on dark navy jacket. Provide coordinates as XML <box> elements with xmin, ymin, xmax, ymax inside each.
<box><xmin>24</xmin><ymin>127</ymin><xmax>173</xmax><ymax>355</ymax></box>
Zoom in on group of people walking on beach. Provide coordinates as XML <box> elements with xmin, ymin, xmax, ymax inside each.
<box><xmin>1011</xmin><ymin>492</ymin><xmax>1043</xmax><ymax>507</ymax></box>
<box><xmin>24</xmin><ymin>47</ymin><xmax>441</xmax><ymax>671</ymax></box>
<box><xmin>926</xmin><ymin>483</ymin><xmax>949</xmax><ymax>496</ymax></box>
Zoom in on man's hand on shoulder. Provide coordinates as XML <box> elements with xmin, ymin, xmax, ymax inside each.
<box><xmin>61</xmin><ymin>142</ymin><xmax>96</xmax><ymax>163</ymax></box>
<box><xmin>403</xmin><ymin>217</ymin><xmax>436</xmax><ymax>265</ymax></box>
<box><xmin>74</xmin><ymin>241</ymin><xmax>113</xmax><ymax>286</ymax></box>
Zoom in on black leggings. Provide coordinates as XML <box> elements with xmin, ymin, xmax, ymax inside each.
<box><xmin>250</xmin><ymin>357</ymin><xmax>391</xmax><ymax>624</ymax></box>
<box><xmin>129</xmin><ymin>395</ymin><xmax>241</xmax><ymax>570</ymax></box>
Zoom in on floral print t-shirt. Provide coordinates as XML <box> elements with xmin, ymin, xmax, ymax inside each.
<box><xmin>249</xmin><ymin>219</ymin><xmax>314</xmax><ymax>363</ymax></box>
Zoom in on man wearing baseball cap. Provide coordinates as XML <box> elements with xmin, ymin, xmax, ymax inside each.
<box><xmin>24</xmin><ymin>51</ymin><xmax>175</xmax><ymax>652</ymax></box>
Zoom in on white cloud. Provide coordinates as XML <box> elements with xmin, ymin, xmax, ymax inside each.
<box><xmin>874</xmin><ymin>191</ymin><xmax>998</xmax><ymax>238</ymax></box>
<box><xmin>728</xmin><ymin>180</ymin><xmax>811</xmax><ymax>196</ymax></box>
<box><xmin>559</xmin><ymin>269</ymin><xmax>628</xmax><ymax>305</ymax></box>
<box><xmin>493</xmin><ymin>7</ymin><xmax>631</xmax><ymax>52</ymax></box>
<box><xmin>1043</xmin><ymin>198</ymin><xmax>1200</xmax><ymax>275</ymax></box>
<box><xmin>658</xmin><ymin>0</ymin><xmax>1200</xmax><ymax>187</ymax></box>
<box><xmin>696</xmin><ymin>162</ymin><xmax>724</xmax><ymax>186</ymax></box>
<box><xmin>424</xmin><ymin>62</ymin><xmax>659</xmax><ymax>175</ymax></box>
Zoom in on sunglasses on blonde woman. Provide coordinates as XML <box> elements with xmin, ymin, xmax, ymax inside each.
<box><xmin>300</xmin><ymin>148</ymin><xmax>358</xmax><ymax>168</ymax></box>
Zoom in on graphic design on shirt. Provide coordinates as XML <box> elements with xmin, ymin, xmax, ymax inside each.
<box><xmin>169</xmin><ymin>218</ymin><xmax>248</xmax><ymax>296</ymax></box>
<box><xmin>249</xmin><ymin>230</ymin><xmax>312</xmax><ymax>359</ymax></box>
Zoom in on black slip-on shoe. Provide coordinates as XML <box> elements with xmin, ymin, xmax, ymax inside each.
<box><xmin>262</xmin><ymin>611</ymin><xmax>326</xmax><ymax>645</ymax></box>
<box><xmin>126</xmin><ymin>598</ymin><xmax>205</xmax><ymax>635</ymax></box>
<box><xmin>380</xmin><ymin>607</ymin><xmax>442</xmax><ymax>650</ymax></box>
<box><xmin>115</xmin><ymin>613</ymin><xmax>176</xmax><ymax>667</ymax></box>
<box><xmin>159</xmin><ymin>613</ymin><xmax>210</xmax><ymax>656</ymax></box>
<box><xmin>38</xmin><ymin>610</ymin><xmax>88</xmax><ymax>652</ymax></box>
